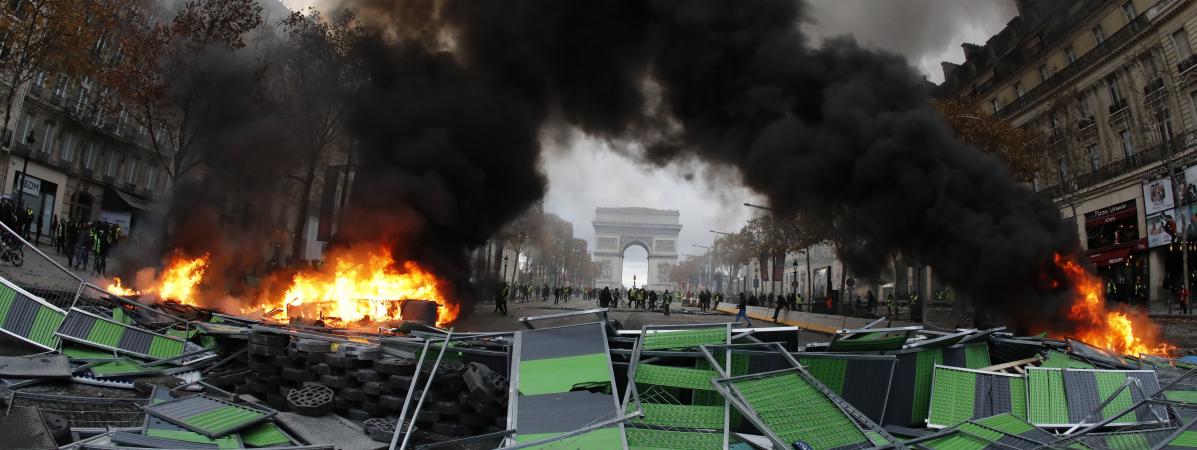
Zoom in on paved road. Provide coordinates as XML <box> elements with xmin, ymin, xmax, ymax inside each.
<box><xmin>451</xmin><ymin>294</ymin><xmax>830</xmax><ymax>343</ymax></box>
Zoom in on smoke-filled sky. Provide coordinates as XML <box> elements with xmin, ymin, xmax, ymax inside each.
<box><xmin>280</xmin><ymin>0</ymin><xmax>1017</xmax><ymax>287</ymax></box>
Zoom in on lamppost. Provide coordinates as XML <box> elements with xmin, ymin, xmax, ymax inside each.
<box><xmin>502</xmin><ymin>255</ymin><xmax>509</xmax><ymax>284</ymax></box>
<box><xmin>711</xmin><ymin>230</ymin><xmax>732</xmax><ymax>295</ymax></box>
<box><xmin>632</xmin><ymin>274</ymin><xmax>637</xmax><ymax>289</ymax></box>
<box><xmin>693</xmin><ymin>244</ymin><xmax>711</xmax><ymax>289</ymax></box>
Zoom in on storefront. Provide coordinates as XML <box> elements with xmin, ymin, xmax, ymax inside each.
<box><xmin>10</xmin><ymin>171</ymin><xmax>58</xmax><ymax>238</ymax></box>
<box><xmin>1084</xmin><ymin>199</ymin><xmax>1148</xmax><ymax>305</ymax></box>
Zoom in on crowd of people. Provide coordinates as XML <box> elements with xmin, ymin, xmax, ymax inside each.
<box><xmin>0</xmin><ymin>196</ymin><xmax>124</xmax><ymax>276</ymax></box>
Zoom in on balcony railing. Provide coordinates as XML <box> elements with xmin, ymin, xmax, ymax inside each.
<box><xmin>1144</xmin><ymin>77</ymin><xmax>1165</xmax><ymax>95</ymax></box>
<box><xmin>1038</xmin><ymin>129</ymin><xmax>1193</xmax><ymax>199</ymax></box>
<box><xmin>1179</xmin><ymin>54</ymin><xmax>1197</xmax><ymax>74</ymax></box>
<box><xmin>1108</xmin><ymin>99</ymin><xmax>1129</xmax><ymax>116</ymax></box>
<box><xmin>1077</xmin><ymin>115</ymin><xmax>1096</xmax><ymax>130</ymax></box>
<box><xmin>994</xmin><ymin>13</ymin><xmax>1150</xmax><ymax>119</ymax></box>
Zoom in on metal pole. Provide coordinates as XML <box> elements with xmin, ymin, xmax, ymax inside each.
<box><xmin>1162</xmin><ymin>126</ymin><xmax>1188</xmax><ymax>314</ymax></box>
<box><xmin>388</xmin><ymin>338</ymin><xmax>433</xmax><ymax>450</ymax></box>
<box><xmin>397</xmin><ymin>328</ymin><xmax>454</xmax><ymax>450</ymax></box>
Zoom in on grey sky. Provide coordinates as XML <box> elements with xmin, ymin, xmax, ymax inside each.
<box><xmin>280</xmin><ymin>0</ymin><xmax>1016</xmax><ymax>286</ymax></box>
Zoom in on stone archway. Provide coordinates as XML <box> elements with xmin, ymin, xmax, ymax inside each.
<box><xmin>591</xmin><ymin>207</ymin><xmax>681</xmax><ymax>291</ymax></box>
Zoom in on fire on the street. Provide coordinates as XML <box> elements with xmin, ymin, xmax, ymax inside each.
<box><xmin>254</xmin><ymin>246</ymin><xmax>457</xmax><ymax>327</ymax></box>
<box><xmin>105</xmin><ymin>246</ymin><xmax>457</xmax><ymax>328</ymax></box>
<box><xmin>104</xmin><ymin>253</ymin><xmax>209</xmax><ymax>306</ymax></box>
<box><xmin>1054</xmin><ymin>254</ymin><xmax>1174</xmax><ymax>357</ymax></box>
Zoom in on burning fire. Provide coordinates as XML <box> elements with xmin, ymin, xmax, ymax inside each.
<box><xmin>106</xmin><ymin>277</ymin><xmax>138</xmax><ymax>296</ymax></box>
<box><xmin>104</xmin><ymin>253</ymin><xmax>209</xmax><ymax>306</ymax></box>
<box><xmin>259</xmin><ymin>247</ymin><xmax>457</xmax><ymax>327</ymax></box>
<box><xmin>1054</xmin><ymin>254</ymin><xmax>1174</xmax><ymax>356</ymax></box>
<box><xmin>106</xmin><ymin>245</ymin><xmax>457</xmax><ymax>327</ymax></box>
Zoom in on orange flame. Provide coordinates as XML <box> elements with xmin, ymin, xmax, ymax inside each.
<box><xmin>252</xmin><ymin>246</ymin><xmax>457</xmax><ymax>327</ymax></box>
<box><xmin>105</xmin><ymin>277</ymin><xmax>140</xmax><ymax>296</ymax></box>
<box><xmin>1054</xmin><ymin>254</ymin><xmax>1174</xmax><ymax>356</ymax></box>
<box><xmin>103</xmin><ymin>253</ymin><xmax>209</xmax><ymax>306</ymax></box>
<box><xmin>157</xmin><ymin>254</ymin><xmax>209</xmax><ymax>306</ymax></box>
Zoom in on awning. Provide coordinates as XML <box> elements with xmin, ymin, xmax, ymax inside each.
<box><xmin>1086</xmin><ymin>246</ymin><xmax>1132</xmax><ymax>267</ymax></box>
<box><xmin>112</xmin><ymin>188</ymin><xmax>152</xmax><ymax>211</ymax></box>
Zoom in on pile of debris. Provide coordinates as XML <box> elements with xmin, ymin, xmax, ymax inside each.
<box><xmin>0</xmin><ymin>236</ymin><xmax>1196</xmax><ymax>449</ymax></box>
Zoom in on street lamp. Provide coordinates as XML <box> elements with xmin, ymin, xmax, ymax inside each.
<box><xmin>502</xmin><ymin>255</ymin><xmax>509</xmax><ymax>284</ymax></box>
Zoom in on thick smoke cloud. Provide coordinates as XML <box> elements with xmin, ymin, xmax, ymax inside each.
<box><xmin>339</xmin><ymin>0</ymin><xmax>1081</xmax><ymax>328</ymax></box>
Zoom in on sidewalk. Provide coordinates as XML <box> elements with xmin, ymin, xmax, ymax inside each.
<box><xmin>713</xmin><ymin>302</ymin><xmax>918</xmax><ymax>334</ymax></box>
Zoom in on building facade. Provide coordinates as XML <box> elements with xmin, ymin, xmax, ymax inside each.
<box><xmin>938</xmin><ymin>0</ymin><xmax>1197</xmax><ymax>305</ymax></box>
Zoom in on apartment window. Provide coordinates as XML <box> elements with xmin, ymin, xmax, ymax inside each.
<box><xmin>145</xmin><ymin>166</ymin><xmax>156</xmax><ymax>189</ymax></box>
<box><xmin>1016</xmin><ymin>82</ymin><xmax>1025</xmax><ymax>98</ymax></box>
<box><xmin>1123</xmin><ymin>2</ymin><xmax>1137</xmax><ymax>21</ymax></box>
<box><xmin>32</xmin><ymin>71</ymin><xmax>44</xmax><ymax>87</ymax></box>
<box><xmin>17</xmin><ymin>113</ymin><xmax>32</xmax><ymax>144</ymax></box>
<box><xmin>1079</xmin><ymin>92</ymin><xmax>1092</xmax><ymax>118</ymax></box>
<box><xmin>125</xmin><ymin>159</ymin><xmax>137</xmax><ymax>184</ymax></box>
<box><xmin>990</xmin><ymin>98</ymin><xmax>1000</xmax><ymax>113</ymax></box>
<box><xmin>1065</xmin><ymin>46</ymin><xmax>1077</xmax><ymax>64</ymax></box>
<box><xmin>60</xmin><ymin>133</ymin><xmax>74</xmax><ymax>161</ymax></box>
<box><xmin>1088</xmin><ymin>144</ymin><xmax>1101</xmax><ymax>171</ymax></box>
<box><xmin>1049</xmin><ymin>112</ymin><xmax>1061</xmax><ymax>129</ymax></box>
<box><xmin>82</xmin><ymin>142</ymin><xmax>96</xmax><ymax>169</ymax></box>
<box><xmin>1039</xmin><ymin>65</ymin><xmax>1050</xmax><ymax>82</ymax></box>
<box><xmin>1120</xmin><ymin>130</ymin><xmax>1135</xmax><ymax>158</ymax></box>
<box><xmin>76</xmin><ymin>78</ymin><xmax>90</xmax><ymax>113</ymax></box>
<box><xmin>1108</xmin><ymin>75</ymin><xmax>1124</xmax><ymax>105</ymax></box>
<box><xmin>1143</xmin><ymin>54</ymin><xmax>1160</xmax><ymax>79</ymax></box>
<box><xmin>1093</xmin><ymin>26</ymin><xmax>1106</xmax><ymax>45</ymax></box>
<box><xmin>51</xmin><ymin>74</ymin><xmax>65</xmax><ymax>97</ymax></box>
<box><xmin>104</xmin><ymin>152</ymin><xmax>117</xmax><ymax>177</ymax></box>
<box><xmin>1057</xmin><ymin>158</ymin><xmax>1069</xmax><ymax>184</ymax></box>
<box><xmin>39</xmin><ymin>122</ymin><xmax>53</xmax><ymax>154</ymax></box>
<box><xmin>1175</xmin><ymin>29</ymin><xmax>1194</xmax><ymax>61</ymax></box>
<box><xmin>1158</xmin><ymin>108</ymin><xmax>1175</xmax><ymax>141</ymax></box>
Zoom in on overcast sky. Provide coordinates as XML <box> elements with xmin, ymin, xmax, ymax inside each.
<box><xmin>282</xmin><ymin>0</ymin><xmax>1017</xmax><ymax>287</ymax></box>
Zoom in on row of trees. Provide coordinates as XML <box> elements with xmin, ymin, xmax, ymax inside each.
<box><xmin>496</xmin><ymin>207</ymin><xmax>599</xmax><ymax>288</ymax></box>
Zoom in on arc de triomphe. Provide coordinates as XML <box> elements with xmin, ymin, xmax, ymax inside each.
<box><xmin>592</xmin><ymin>207</ymin><xmax>681</xmax><ymax>291</ymax></box>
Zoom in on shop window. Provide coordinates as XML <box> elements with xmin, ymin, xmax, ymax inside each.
<box><xmin>1086</xmin><ymin>219</ymin><xmax>1138</xmax><ymax>250</ymax></box>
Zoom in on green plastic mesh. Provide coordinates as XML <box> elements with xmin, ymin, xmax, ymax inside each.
<box><xmin>911</xmin><ymin>349</ymin><xmax>944</xmax><ymax>425</ymax></box>
<box><xmin>1028</xmin><ymin>369</ymin><xmax>1069</xmax><ymax>425</ymax></box>
<box><xmin>1041</xmin><ymin>351</ymin><xmax>1096</xmax><ymax>369</ymax></box>
<box><xmin>625</xmin><ymin>428</ymin><xmax>723</xmax><ymax>450</ymax></box>
<box><xmin>635</xmin><ymin>364</ymin><xmax>719</xmax><ymax>391</ymax></box>
<box><xmin>1169</xmin><ymin>431</ymin><xmax>1197</xmax><ymax>448</ymax></box>
<box><xmin>829</xmin><ymin>334</ymin><xmax>908</xmax><ymax>352</ymax></box>
<box><xmin>631</xmin><ymin>403</ymin><xmax>724</xmax><ymax>429</ymax></box>
<box><xmin>801</xmin><ymin>358</ymin><xmax>847</xmax><ymax>394</ymax></box>
<box><xmin>973</xmin><ymin>414</ymin><xmax>1034</xmax><ymax>435</ymax></box>
<box><xmin>1103</xmin><ymin>433</ymin><xmax>1150</xmax><ymax>450</ymax></box>
<box><xmin>928</xmin><ymin>367</ymin><xmax>977</xmax><ymax>427</ymax></box>
<box><xmin>732</xmin><ymin>372</ymin><xmax>869</xmax><ymax>449</ymax></box>
<box><xmin>641</xmin><ymin>328</ymin><xmax>726</xmax><ymax>350</ymax></box>
<box><xmin>1095</xmin><ymin>371</ymin><xmax>1136</xmax><ymax>421</ymax></box>
<box><xmin>963</xmin><ymin>344</ymin><xmax>990</xmax><ymax>369</ymax></box>
<box><xmin>1010</xmin><ymin>377</ymin><xmax>1028</xmax><ymax>420</ymax></box>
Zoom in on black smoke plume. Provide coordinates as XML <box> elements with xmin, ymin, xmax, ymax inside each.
<box><xmin>338</xmin><ymin>0</ymin><xmax>1080</xmax><ymax>328</ymax></box>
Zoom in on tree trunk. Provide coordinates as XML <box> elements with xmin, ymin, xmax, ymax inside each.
<box><xmin>289</xmin><ymin>151</ymin><xmax>320</xmax><ymax>263</ymax></box>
